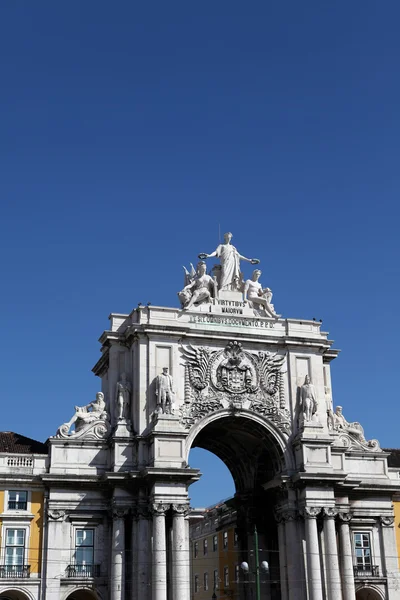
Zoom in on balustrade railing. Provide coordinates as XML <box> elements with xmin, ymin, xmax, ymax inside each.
<box><xmin>0</xmin><ymin>565</ymin><xmax>30</xmax><ymax>578</ymax></box>
<box><xmin>353</xmin><ymin>565</ymin><xmax>380</xmax><ymax>577</ymax></box>
<box><xmin>66</xmin><ymin>564</ymin><xmax>100</xmax><ymax>578</ymax></box>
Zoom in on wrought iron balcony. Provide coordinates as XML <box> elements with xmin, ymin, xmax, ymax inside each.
<box><xmin>0</xmin><ymin>565</ymin><xmax>30</xmax><ymax>578</ymax></box>
<box><xmin>66</xmin><ymin>564</ymin><xmax>100</xmax><ymax>578</ymax></box>
<box><xmin>7</xmin><ymin>501</ymin><xmax>27</xmax><ymax>510</ymax></box>
<box><xmin>353</xmin><ymin>565</ymin><xmax>380</xmax><ymax>577</ymax></box>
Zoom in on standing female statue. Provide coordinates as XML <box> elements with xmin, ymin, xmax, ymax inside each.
<box><xmin>199</xmin><ymin>232</ymin><xmax>259</xmax><ymax>291</ymax></box>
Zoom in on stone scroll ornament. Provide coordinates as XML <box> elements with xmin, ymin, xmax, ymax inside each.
<box><xmin>331</xmin><ymin>405</ymin><xmax>381</xmax><ymax>452</ymax></box>
<box><xmin>179</xmin><ymin>341</ymin><xmax>290</xmax><ymax>433</ymax></box>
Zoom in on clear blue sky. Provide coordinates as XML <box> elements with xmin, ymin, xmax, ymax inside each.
<box><xmin>1</xmin><ymin>1</ymin><xmax>399</xmax><ymax>507</ymax></box>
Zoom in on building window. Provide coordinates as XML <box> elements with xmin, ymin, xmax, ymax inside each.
<box><xmin>194</xmin><ymin>574</ymin><xmax>199</xmax><ymax>593</ymax></box>
<box><xmin>74</xmin><ymin>529</ymin><xmax>94</xmax><ymax>571</ymax></box>
<box><xmin>234</xmin><ymin>528</ymin><xmax>239</xmax><ymax>547</ymax></box>
<box><xmin>5</xmin><ymin>529</ymin><xmax>25</xmax><ymax>567</ymax></box>
<box><xmin>194</xmin><ymin>541</ymin><xmax>198</xmax><ymax>558</ymax></box>
<box><xmin>354</xmin><ymin>532</ymin><xmax>372</xmax><ymax>571</ymax></box>
<box><xmin>213</xmin><ymin>534</ymin><xmax>218</xmax><ymax>552</ymax></box>
<box><xmin>223</xmin><ymin>531</ymin><xmax>228</xmax><ymax>549</ymax></box>
<box><xmin>235</xmin><ymin>564</ymin><xmax>240</xmax><ymax>583</ymax></box>
<box><xmin>214</xmin><ymin>569</ymin><xmax>219</xmax><ymax>590</ymax></box>
<box><xmin>8</xmin><ymin>491</ymin><xmax>27</xmax><ymax>511</ymax></box>
<box><xmin>224</xmin><ymin>566</ymin><xmax>229</xmax><ymax>587</ymax></box>
<box><xmin>203</xmin><ymin>538</ymin><xmax>208</xmax><ymax>556</ymax></box>
<box><xmin>204</xmin><ymin>572</ymin><xmax>209</xmax><ymax>591</ymax></box>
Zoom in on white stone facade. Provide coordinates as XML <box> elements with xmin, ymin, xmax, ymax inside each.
<box><xmin>1</xmin><ymin>268</ymin><xmax>400</xmax><ymax>599</ymax></box>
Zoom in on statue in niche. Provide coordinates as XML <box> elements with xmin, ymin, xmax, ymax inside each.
<box><xmin>300</xmin><ymin>375</ymin><xmax>318</xmax><ymax>422</ymax></box>
<box><xmin>243</xmin><ymin>269</ymin><xmax>280</xmax><ymax>318</ymax></box>
<box><xmin>155</xmin><ymin>367</ymin><xmax>175</xmax><ymax>414</ymax></box>
<box><xmin>116</xmin><ymin>373</ymin><xmax>131</xmax><ymax>420</ymax></box>
<box><xmin>178</xmin><ymin>261</ymin><xmax>216</xmax><ymax>310</ymax></box>
<box><xmin>333</xmin><ymin>406</ymin><xmax>366</xmax><ymax>442</ymax></box>
<box><xmin>57</xmin><ymin>392</ymin><xmax>109</xmax><ymax>437</ymax></box>
<box><xmin>199</xmin><ymin>232</ymin><xmax>259</xmax><ymax>292</ymax></box>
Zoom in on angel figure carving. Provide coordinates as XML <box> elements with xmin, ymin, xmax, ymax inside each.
<box><xmin>178</xmin><ymin>261</ymin><xmax>216</xmax><ymax>310</ymax></box>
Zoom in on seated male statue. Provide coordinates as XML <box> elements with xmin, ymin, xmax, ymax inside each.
<box><xmin>63</xmin><ymin>392</ymin><xmax>108</xmax><ymax>434</ymax></box>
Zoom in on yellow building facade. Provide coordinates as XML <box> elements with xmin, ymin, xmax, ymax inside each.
<box><xmin>0</xmin><ymin>432</ymin><xmax>47</xmax><ymax>600</ymax></box>
<box><xmin>190</xmin><ymin>500</ymin><xmax>240</xmax><ymax>600</ymax></box>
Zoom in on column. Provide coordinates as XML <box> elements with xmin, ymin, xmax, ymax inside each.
<box><xmin>131</xmin><ymin>508</ymin><xmax>138</xmax><ymax>600</ymax></box>
<box><xmin>152</xmin><ymin>502</ymin><xmax>168</xmax><ymax>600</ymax></box>
<box><xmin>275</xmin><ymin>514</ymin><xmax>288</xmax><ymax>600</ymax></box>
<box><xmin>323</xmin><ymin>508</ymin><xmax>342</xmax><ymax>600</ymax></box>
<box><xmin>172</xmin><ymin>503</ymin><xmax>190</xmax><ymax>600</ymax></box>
<box><xmin>137</xmin><ymin>503</ymin><xmax>151</xmax><ymax>600</ymax></box>
<box><xmin>338</xmin><ymin>513</ymin><xmax>355</xmax><ymax>600</ymax></box>
<box><xmin>111</xmin><ymin>508</ymin><xmax>127</xmax><ymax>600</ymax></box>
<box><xmin>303</xmin><ymin>508</ymin><xmax>323</xmax><ymax>600</ymax></box>
<box><xmin>283</xmin><ymin>510</ymin><xmax>305</xmax><ymax>600</ymax></box>
<box><xmin>380</xmin><ymin>515</ymin><xmax>400</xmax><ymax>598</ymax></box>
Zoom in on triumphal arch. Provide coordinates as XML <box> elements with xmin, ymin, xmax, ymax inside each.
<box><xmin>47</xmin><ymin>233</ymin><xmax>400</xmax><ymax>600</ymax></box>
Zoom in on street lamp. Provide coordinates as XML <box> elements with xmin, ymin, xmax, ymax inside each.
<box><xmin>240</xmin><ymin>526</ymin><xmax>269</xmax><ymax>600</ymax></box>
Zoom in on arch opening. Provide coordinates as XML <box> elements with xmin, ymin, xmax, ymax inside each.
<box><xmin>356</xmin><ymin>589</ymin><xmax>383</xmax><ymax>600</ymax></box>
<box><xmin>0</xmin><ymin>592</ymin><xmax>32</xmax><ymax>600</ymax></box>
<box><xmin>64</xmin><ymin>590</ymin><xmax>98</xmax><ymax>600</ymax></box>
<box><xmin>188</xmin><ymin>414</ymin><xmax>286</xmax><ymax>600</ymax></box>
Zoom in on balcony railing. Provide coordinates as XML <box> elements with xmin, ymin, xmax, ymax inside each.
<box><xmin>66</xmin><ymin>564</ymin><xmax>100</xmax><ymax>578</ymax></box>
<box><xmin>7</xmin><ymin>501</ymin><xmax>27</xmax><ymax>510</ymax></box>
<box><xmin>0</xmin><ymin>565</ymin><xmax>30</xmax><ymax>578</ymax></box>
<box><xmin>353</xmin><ymin>565</ymin><xmax>380</xmax><ymax>577</ymax></box>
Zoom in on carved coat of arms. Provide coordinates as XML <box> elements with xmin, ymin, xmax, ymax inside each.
<box><xmin>180</xmin><ymin>341</ymin><xmax>290</xmax><ymax>434</ymax></box>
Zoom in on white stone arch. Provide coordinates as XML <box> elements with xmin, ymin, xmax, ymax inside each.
<box><xmin>0</xmin><ymin>587</ymin><xmax>35</xmax><ymax>600</ymax></box>
<box><xmin>62</xmin><ymin>586</ymin><xmax>101</xmax><ymax>600</ymax></box>
<box><xmin>355</xmin><ymin>584</ymin><xmax>385</xmax><ymax>600</ymax></box>
<box><xmin>185</xmin><ymin>407</ymin><xmax>295</xmax><ymax>474</ymax></box>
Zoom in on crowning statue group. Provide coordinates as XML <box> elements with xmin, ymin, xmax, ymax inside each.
<box><xmin>178</xmin><ymin>231</ymin><xmax>279</xmax><ymax>317</ymax></box>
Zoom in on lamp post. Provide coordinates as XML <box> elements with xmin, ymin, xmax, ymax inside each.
<box><xmin>240</xmin><ymin>526</ymin><xmax>269</xmax><ymax>600</ymax></box>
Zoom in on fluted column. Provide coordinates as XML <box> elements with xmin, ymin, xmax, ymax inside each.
<box><xmin>111</xmin><ymin>507</ymin><xmax>128</xmax><ymax>600</ymax></box>
<box><xmin>283</xmin><ymin>510</ymin><xmax>304</xmax><ymax>600</ymax></box>
<box><xmin>131</xmin><ymin>506</ymin><xmax>138</xmax><ymax>600</ymax></box>
<box><xmin>172</xmin><ymin>503</ymin><xmax>190</xmax><ymax>600</ymax></box>
<box><xmin>137</xmin><ymin>503</ymin><xmax>151</xmax><ymax>600</ymax></box>
<box><xmin>323</xmin><ymin>508</ymin><xmax>342</xmax><ymax>600</ymax></box>
<box><xmin>303</xmin><ymin>507</ymin><xmax>323</xmax><ymax>600</ymax></box>
<box><xmin>275</xmin><ymin>513</ymin><xmax>288</xmax><ymax>600</ymax></box>
<box><xmin>152</xmin><ymin>502</ymin><xmax>169</xmax><ymax>600</ymax></box>
<box><xmin>338</xmin><ymin>513</ymin><xmax>355</xmax><ymax>600</ymax></box>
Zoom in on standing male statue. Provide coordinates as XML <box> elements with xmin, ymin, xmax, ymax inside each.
<box><xmin>199</xmin><ymin>232</ymin><xmax>259</xmax><ymax>291</ymax></box>
<box><xmin>300</xmin><ymin>375</ymin><xmax>318</xmax><ymax>422</ymax></box>
<box><xmin>155</xmin><ymin>367</ymin><xmax>175</xmax><ymax>414</ymax></box>
<box><xmin>116</xmin><ymin>373</ymin><xmax>131</xmax><ymax>420</ymax></box>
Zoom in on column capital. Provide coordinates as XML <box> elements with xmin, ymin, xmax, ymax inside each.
<box><xmin>112</xmin><ymin>506</ymin><xmax>130</xmax><ymax>519</ymax></box>
<box><xmin>380</xmin><ymin>515</ymin><xmax>395</xmax><ymax>527</ymax></box>
<box><xmin>338</xmin><ymin>511</ymin><xmax>353</xmax><ymax>523</ymax></box>
<box><xmin>323</xmin><ymin>507</ymin><xmax>338</xmax><ymax>519</ymax></box>
<box><xmin>302</xmin><ymin>507</ymin><xmax>322</xmax><ymax>519</ymax></box>
<box><xmin>281</xmin><ymin>509</ymin><xmax>298</xmax><ymax>522</ymax></box>
<box><xmin>137</xmin><ymin>502</ymin><xmax>150</xmax><ymax>519</ymax></box>
<box><xmin>47</xmin><ymin>509</ymin><xmax>65</xmax><ymax>521</ymax></box>
<box><xmin>151</xmin><ymin>502</ymin><xmax>169</xmax><ymax>516</ymax></box>
<box><xmin>171</xmin><ymin>503</ymin><xmax>190</xmax><ymax>516</ymax></box>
